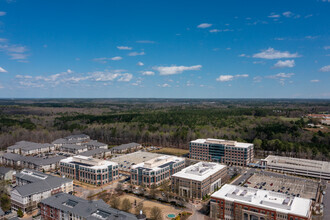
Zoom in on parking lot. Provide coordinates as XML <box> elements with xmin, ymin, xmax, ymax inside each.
<box><xmin>245</xmin><ymin>172</ymin><xmax>319</xmax><ymax>200</ymax></box>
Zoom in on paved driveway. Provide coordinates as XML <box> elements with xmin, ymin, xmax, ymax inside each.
<box><xmin>323</xmin><ymin>183</ymin><xmax>330</xmax><ymax>219</ymax></box>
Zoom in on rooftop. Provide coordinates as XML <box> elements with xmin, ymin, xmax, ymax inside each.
<box><xmin>131</xmin><ymin>155</ymin><xmax>184</xmax><ymax>171</ymax></box>
<box><xmin>172</xmin><ymin>162</ymin><xmax>227</xmax><ymax>181</ymax></box>
<box><xmin>64</xmin><ymin>134</ymin><xmax>90</xmax><ymax>140</ymax></box>
<box><xmin>13</xmin><ymin>169</ymin><xmax>72</xmax><ymax>197</ymax></box>
<box><xmin>40</xmin><ymin>193</ymin><xmax>137</xmax><ymax>220</ymax></box>
<box><xmin>111</xmin><ymin>142</ymin><xmax>141</xmax><ymax>151</ymax></box>
<box><xmin>61</xmin><ymin>144</ymin><xmax>87</xmax><ymax>150</ymax></box>
<box><xmin>7</xmin><ymin>141</ymin><xmax>52</xmax><ymax>151</ymax></box>
<box><xmin>191</xmin><ymin>138</ymin><xmax>253</xmax><ymax>148</ymax></box>
<box><xmin>61</xmin><ymin>156</ymin><xmax>117</xmax><ymax>169</ymax></box>
<box><xmin>211</xmin><ymin>184</ymin><xmax>311</xmax><ymax>218</ymax></box>
<box><xmin>79</xmin><ymin>148</ymin><xmax>111</xmax><ymax>157</ymax></box>
<box><xmin>0</xmin><ymin>166</ymin><xmax>13</xmax><ymax>175</ymax></box>
<box><xmin>2</xmin><ymin>153</ymin><xmax>66</xmax><ymax>166</ymax></box>
<box><xmin>263</xmin><ymin>155</ymin><xmax>330</xmax><ymax>173</ymax></box>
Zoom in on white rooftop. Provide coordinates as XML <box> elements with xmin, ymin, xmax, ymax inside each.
<box><xmin>131</xmin><ymin>155</ymin><xmax>184</xmax><ymax>172</ymax></box>
<box><xmin>211</xmin><ymin>184</ymin><xmax>311</xmax><ymax>218</ymax></box>
<box><xmin>191</xmin><ymin>138</ymin><xmax>253</xmax><ymax>148</ymax></box>
<box><xmin>61</xmin><ymin>155</ymin><xmax>117</xmax><ymax>169</ymax></box>
<box><xmin>264</xmin><ymin>155</ymin><xmax>330</xmax><ymax>173</ymax></box>
<box><xmin>172</xmin><ymin>162</ymin><xmax>226</xmax><ymax>181</ymax></box>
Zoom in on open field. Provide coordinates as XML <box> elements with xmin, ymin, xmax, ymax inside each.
<box><xmin>151</xmin><ymin>147</ymin><xmax>189</xmax><ymax>156</ymax></box>
<box><xmin>118</xmin><ymin>194</ymin><xmax>183</xmax><ymax>219</ymax></box>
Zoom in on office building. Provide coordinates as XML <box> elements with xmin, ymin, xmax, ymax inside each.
<box><xmin>131</xmin><ymin>155</ymin><xmax>185</xmax><ymax>187</ymax></box>
<box><xmin>210</xmin><ymin>184</ymin><xmax>312</xmax><ymax>220</ymax></box>
<box><xmin>60</xmin><ymin>156</ymin><xmax>119</xmax><ymax>186</ymax></box>
<box><xmin>172</xmin><ymin>162</ymin><xmax>228</xmax><ymax>199</ymax></box>
<box><xmin>189</xmin><ymin>138</ymin><xmax>254</xmax><ymax>166</ymax></box>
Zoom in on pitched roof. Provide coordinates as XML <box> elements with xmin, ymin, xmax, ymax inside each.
<box><xmin>111</xmin><ymin>143</ymin><xmax>141</xmax><ymax>151</ymax></box>
<box><xmin>7</xmin><ymin>141</ymin><xmax>52</xmax><ymax>151</ymax></box>
<box><xmin>2</xmin><ymin>153</ymin><xmax>65</xmax><ymax>166</ymax></box>
<box><xmin>40</xmin><ymin>193</ymin><xmax>138</xmax><ymax>220</ymax></box>
<box><xmin>0</xmin><ymin>166</ymin><xmax>13</xmax><ymax>175</ymax></box>
<box><xmin>61</xmin><ymin>144</ymin><xmax>87</xmax><ymax>150</ymax></box>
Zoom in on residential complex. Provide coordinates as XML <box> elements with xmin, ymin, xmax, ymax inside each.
<box><xmin>0</xmin><ymin>167</ymin><xmax>15</xmax><ymax>181</ymax></box>
<box><xmin>11</xmin><ymin>169</ymin><xmax>73</xmax><ymax>214</ymax></box>
<box><xmin>78</xmin><ymin>148</ymin><xmax>112</xmax><ymax>158</ymax></box>
<box><xmin>189</xmin><ymin>138</ymin><xmax>254</xmax><ymax>166</ymax></box>
<box><xmin>7</xmin><ymin>141</ymin><xmax>54</xmax><ymax>156</ymax></box>
<box><xmin>0</xmin><ymin>153</ymin><xmax>65</xmax><ymax>171</ymax></box>
<box><xmin>261</xmin><ymin>155</ymin><xmax>330</xmax><ymax>180</ymax></box>
<box><xmin>111</xmin><ymin>142</ymin><xmax>143</xmax><ymax>153</ymax></box>
<box><xmin>60</xmin><ymin>155</ymin><xmax>119</xmax><ymax>185</ymax></box>
<box><xmin>131</xmin><ymin>155</ymin><xmax>185</xmax><ymax>187</ymax></box>
<box><xmin>172</xmin><ymin>162</ymin><xmax>228</xmax><ymax>199</ymax></box>
<box><xmin>210</xmin><ymin>184</ymin><xmax>312</xmax><ymax>220</ymax></box>
<box><xmin>40</xmin><ymin>193</ymin><xmax>138</xmax><ymax>220</ymax></box>
<box><xmin>60</xmin><ymin>144</ymin><xmax>88</xmax><ymax>154</ymax></box>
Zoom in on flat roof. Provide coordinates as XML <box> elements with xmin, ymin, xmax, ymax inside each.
<box><xmin>264</xmin><ymin>155</ymin><xmax>330</xmax><ymax>173</ymax></box>
<box><xmin>61</xmin><ymin>156</ymin><xmax>117</xmax><ymax>169</ymax></box>
<box><xmin>191</xmin><ymin>138</ymin><xmax>253</xmax><ymax>148</ymax></box>
<box><xmin>131</xmin><ymin>155</ymin><xmax>184</xmax><ymax>172</ymax></box>
<box><xmin>211</xmin><ymin>184</ymin><xmax>311</xmax><ymax>218</ymax></box>
<box><xmin>172</xmin><ymin>162</ymin><xmax>227</xmax><ymax>181</ymax></box>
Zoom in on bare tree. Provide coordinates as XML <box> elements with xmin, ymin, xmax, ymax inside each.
<box><xmin>121</xmin><ymin>198</ymin><xmax>132</xmax><ymax>212</ymax></box>
<box><xmin>150</xmin><ymin>206</ymin><xmax>163</xmax><ymax>220</ymax></box>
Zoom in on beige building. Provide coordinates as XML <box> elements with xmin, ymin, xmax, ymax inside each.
<box><xmin>172</xmin><ymin>162</ymin><xmax>228</xmax><ymax>199</ymax></box>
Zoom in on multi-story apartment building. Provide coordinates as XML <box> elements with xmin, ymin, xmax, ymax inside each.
<box><xmin>131</xmin><ymin>155</ymin><xmax>185</xmax><ymax>187</ymax></box>
<box><xmin>11</xmin><ymin>169</ymin><xmax>73</xmax><ymax>214</ymax></box>
<box><xmin>261</xmin><ymin>155</ymin><xmax>330</xmax><ymax>180</ymax></box>
<box><xmin>60</xmin><ymin>155</ymin><xmax>119</xmax><ymax>186</ymax></box>
<box><xmin>40</xmin><ymin>193</ymin><xmax>138</xmax><ymax>220</ymax></box>
<box><xmin>1</xmin><ymin>153</ymin><xmax>65</xmax><ymax>171</ymax></box>
<box><xmin>189</xmin><ymin>138</ymin><xmax>254</xmax><ymax>166</ymax></box>
<box><xmin>60</xmin><ymin>144</ymin><xmax>88</xmax><ymax>154</ymax></box>
<box><xmin>171</xmin><ymin>162</ymin><xmax>228</xmax><ymax>199</ymax></box>
<box><xmin>210</xmin><ymin>184</ymin><xmax>312</xmax><ymax>220</ymax></box>
<box><xmin>7</xmin><ymin>141</ymin><xmax>54</xmax><ymax>156</ymax></box>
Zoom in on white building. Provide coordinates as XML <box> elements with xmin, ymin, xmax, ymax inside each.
<box><xmin>11</xmin><ymin>169</ymin><xmax>73</xmax><ymax>214</ymax></box>
<box><xmin>60</xmin><ymin>155</ymin><xmax>119</xmax><ymax>186</ymax></box>
<box><xmin>261</xmin><ymin>155</ymin><xmax>330</xmax><ymax>180</ymax></box>
<box><xmin>210</xmin><ymin>184</ymin><xmax>312</xmax><ymax>220</ymax></box>
<box><xmin>172</xmin><ymin>162</ymin><xmax>228</xmax><ymax>199</ymax></box>
<box><xmin>131</xmin><ymin>155</ymin><xmax>185</xmax><ymax>187</ymax></box>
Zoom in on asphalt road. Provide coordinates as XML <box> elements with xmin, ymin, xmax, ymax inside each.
<box><xmin>232</xmin><ymin>168</ymin><xmax>256</xmax><ymax>185</ymax></box>
<box><xmin>323</xmin><ymin>183</ymin><xmax>330</xmax><ymax>219</ymax></box>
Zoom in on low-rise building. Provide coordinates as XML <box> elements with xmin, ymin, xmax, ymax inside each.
<box><xmin>261</xmin><ymin>155</ymin><xmax>330</xmax><ymax>180</ymax></box>
<box><xmin>210</xmin><ymin>184</ymin><xmax>312</xmax><ymax>220</ymax></box>
<box><xmin>40</xmin><ymin>193</ymin><xmax>138</xmax><ymax>220</ymax></box>
<box><xmin>0</xmin><ymin>167</ymin><xmax>16</xmax><ymax>181</ymax></box>
<box><xmin>131</xmin><ymin>155</ymin><xmax>185</xmax><ymax>187</ymax></box>
<box><xmin>11</xmin><ymin>169</ymin><xmax>73</xmax><ymax>214</ymax></box>
<box><xmin>189</xmin><ymin>138</ymin><xmax>254</xmax><ymax>166</ymax></box>
<box><xmin>0</xmin><ymin>207</ymin><xmax>4</xmax><ymax>220</ymax></box>
<box><xmin>60</xmin><ymin>144</ymin><xmax>88</xmax><ymax>154</ymax></box>
<box><xmin>83</xmin><ymin>140</ymin><xmax>108</xmax><ymax>150</ymax></box>
<box><xmin>0</xmin><ymin>153</ymin><xmax>65</xmax><ymax>171</ymax></box>
<box><xmin>111</xmin><ymin>142</ymin><xmax>143</xmax><ymax>154</ymax></box>
<box><xmin>60</xmin><ymin>155</ymin><xmax>119</xmax><ymax>186</ymax></box>
<box><xmin>79</xmin><ymin>148</ymin><xmax>112</xmax><ymax>158</ymax></box>
<box><xmin>171</xmin><ymin>162</ymin><xmax>228</xmax><ymax>199</ymax></box>
<box><xmin>7</xmin><ymin>141</ymin><xmax>54</xmax><ymax>156</ymax></box>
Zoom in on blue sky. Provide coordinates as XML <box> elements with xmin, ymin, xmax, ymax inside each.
<box><xmin>0</xmin><ymin>0</ymin><xmax>329</xmax><ymax>98</ymax></box>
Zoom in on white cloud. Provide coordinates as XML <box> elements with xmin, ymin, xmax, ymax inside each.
<box><xmin>158</xmin><ymin>83</ymin><xmax>171</xmax><ymax>87</ymax></box>
<box><xmin>154</xmin><ymin>65</ymin><xmax>202</xmax><ymax>75</ymax></box>
<box><xmin>117</xmin><ymin>73</ymin><xmax>133</xmax><ymax>82</ymax></box>
<box><xmin>141</xmin><ymin>71</ymin><xmax>154</xmax><ymax>76</ymax></box>
<box><xmin>0</xmin><ymin>44</ymin><xmax>29</xmax><ymax>61</ymax></box>
<box><xmin>0</xmin><ymin>11</ymin><xmax>6</xmax><ymax>16</ymax></box>
<box><xmin>273</xmin><ymin>60</ymin><xmax>295</xmax><ymax>68</ymax></box>
<box><xmin>253</xmin><ymin>76</ymin><xmax>262</xmax><ymax>83</ymax></box>
<box><xmin>137</xmin><ymin>61</ymin><xmax>144</xmax><ymax>66</ymax></box>
<box><xmin>216</xmin><ymin>74</ymin><xmax>248</xmax><ymax>82</ymax></box>
<box><xmin>197</xmin><ymin>23</ymin><xmax>212</xmax><ymax>28</ymax></box>
<box><xmin>266</xmin><ymin>73</ymin><xmax>294</xmax><ymax>85</ymax></box>
<box><xmin>310</xmin><ymin>79</ymin><xmax>319</xmax><ymax>83</ymax></box>
<box><xmin>128</xmin><ymin>51</ymin><xmax>145</xmax><ymax>56</ymax></box>
<box><xmin>67</xmin><ymin>69</ymin><xmax>73</xmax><ymax>74</ymax></box>
<box><xmin>15</xmin><ymin>75</ymin><xmax>32</xmax><ymax>79</ymax></box>
<box><xmin>268</xmin><ymin>13</ymin><xmax>280</xmax><ymax>18</ymax></box>
<box><xmin>0</xmin><ymin>83</ymin><xmax>3</xmax><ymax>89</ymax></box>
<box><xmin>253</xmin><ymin>48</ymin><xmax>300</xmax><ymax>59</ymax></box>
<box><xmin>324</xmin><ymin>46</ymin><xmax>330</xmax><ymax>50</ymax></box>
<box><xmin>282</xmin><ymin>11</ymin><xmax>293</xmax><ymax>17</ymax></box>
<box><xmin>320</xmin><ymin>65</ymin><xmax>330</xmax><ymax>72</ymax></box>
<box><xmin>136</xmin><ymin>40</ymin><xmax>155</xmax><ymax>44</ymax></box>
<box><xmin>0</xmin><ymin>38</ymin><xmax>7</xmax><ymax>42</ymax></box>
<box><xmin>305</xmin><ymin>36</ymin><xmax>318</xmax><ymax>39</ymax></box>
<box><xmin>117</xmin><ymin>46</ymin><xmax>132</xmax><ymax>50</ymax></box>
<box><xmin>93</xmin><ymin>56</ymin><xmax>122</xmax><ymax>63</ymax></box>
<box><xmin>209</xmin><ymin>29</ymin><xmax>220</xmax><ymax>33</ymax></box>
<box><xmin>0</xmin><ymin>67</ymin><xmax>7</xmax><ymax>73</ymax></box>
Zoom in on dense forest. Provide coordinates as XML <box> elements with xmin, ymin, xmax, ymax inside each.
<box><xmin>0</xmin><ymin>98</ymin><xmax>329</xmax><ymax>160</ymax></box>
